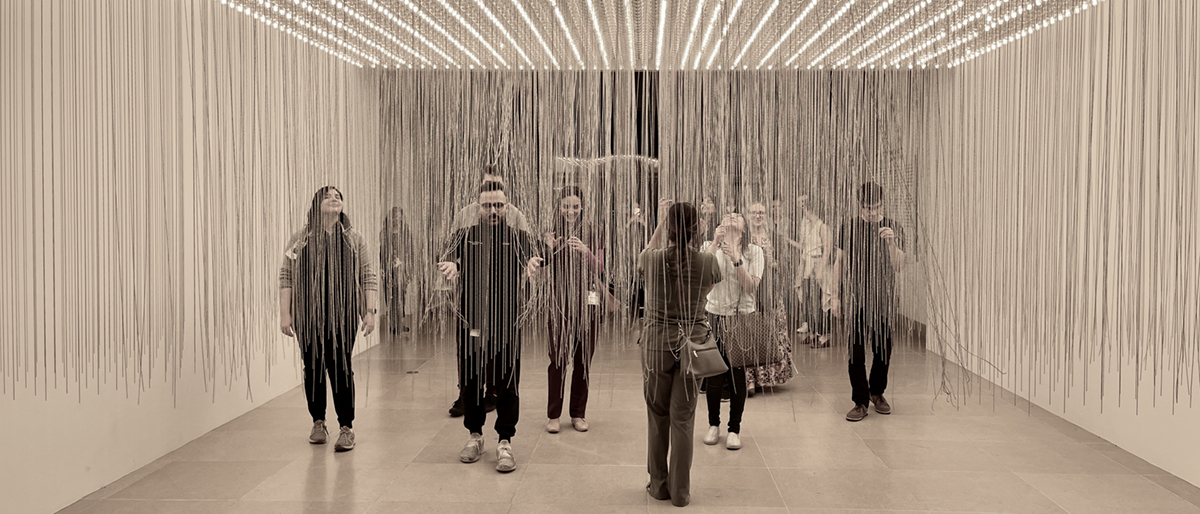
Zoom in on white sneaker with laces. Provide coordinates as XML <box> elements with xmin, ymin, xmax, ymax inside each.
<box><xmin>726</xmin><ymin>432</ymin><xmax>742</xmax><ymax>450</ymax></box>
<box><xmin>334</xmin><ymin>426</ymin><xmax>355</xmax><ymax>452</ymax></box>
<box><xmin>459</xmin><ymin>433</ymin><xmax>484</xmax><ymax>463</ymax></box>
<box><xmin>309</xmin><ymin>420</ymin><xmax>328</xmax><ymax>444</ymax></box>
<box><xmin>703</xmin><ymin>426</ymin><xmax>720</xmax><ymax>445</ymax></box>
<box><xmin>496</xmin><ymin>440</ymin><xmax>517</xmax><ymax>472</ymax></box>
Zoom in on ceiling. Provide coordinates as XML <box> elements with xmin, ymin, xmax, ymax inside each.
<box><xmin>216</xmin><ymin>0</ymin><xmax>1106</xmax><ymax>70</ymax></box>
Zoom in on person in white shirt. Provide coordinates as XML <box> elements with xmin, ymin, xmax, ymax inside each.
<box><xmin>699</xmin><ymin>213</ymin><xmax>763</xmax><ymax>450</ymax></box>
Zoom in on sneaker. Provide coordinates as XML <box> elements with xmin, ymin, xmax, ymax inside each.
<box><xmin>496</xmin><ymin>440</ymin><xmax>517</xmax><ymax>472</ymax></box>
<box><xmin>546</xmin><ymin>418</ymin><xmax>560</xmax><ymax>434</ymax></box>
<box><xmin>308</xmin><ymin>420</ymin><xmax>328</xmax><ymax>444</ymax></box>
<box><xmin>571</xmin><ymin>417</ymin><xmax>589</xmax><ymax>432</ymax></box>
<box><xmin>726</xmin><ymin>432</ymin><xmax>742</xmax><ymax>450</ymax></box>
<box><xmin>797</xmin><ymin>322</ymin><xmax>809</xmax><ymax>334</ymax></box>
<box><xmin>846</xmin><ymin>404</ymin><xmax>869</xmax><ymax>422</ymax></box>
<box><xmin>811</xmin><ymin>335</ymin><xmax>831</xmax><ymax>348</ymax></box>
<box><xmin>870</xmin><ymin>394</ymin><xmax>892</xmax><ymax>415</ymax></box>
<box><xmin>448</xmin><ymin>397</ymin><xmax>465</xmax><ymax>418</ymax></box>
<box><xmin>702</xmin><ymin>426</ymin><xmax>720</xmax><ymax>445</ymax></box>
<box><xmin>459</xmin><ymin>433</ymin><xmax>484</xmax><ymax>463</ymax></box>
<box><xmin>334</xmin><ymin>427</ymin><xmax>355</xmax><ymax>452</ymax></box>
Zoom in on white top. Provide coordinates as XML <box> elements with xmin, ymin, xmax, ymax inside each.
<box><xmin>700</xmin><ymin>241</ymin><xmax>764</xmax><ymax>316</ymax></box>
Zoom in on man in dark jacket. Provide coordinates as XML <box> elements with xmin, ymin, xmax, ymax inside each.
<box><xmin>438</xmin><ymin>180</ymin><xmax>543</xmax><ymax>473</ymax></box>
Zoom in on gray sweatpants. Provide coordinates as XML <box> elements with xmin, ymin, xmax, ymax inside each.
<box><xmin>643</xmin><ymin>348</ymin><xmax>699</xmax><ymax>504</ymax></box>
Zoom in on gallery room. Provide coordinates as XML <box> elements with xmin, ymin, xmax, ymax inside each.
<box><xmin>2</xmin><ymin>0</ymin><xmax>1198</xmax><ymax>512</ymax></box>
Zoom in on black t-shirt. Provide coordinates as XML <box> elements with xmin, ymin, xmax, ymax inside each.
<box><xmin>836</xmin><ymin>216</ymin><xmax>905</xmax><ymax>312</ymax></box>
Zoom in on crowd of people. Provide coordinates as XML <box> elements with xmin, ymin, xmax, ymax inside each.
<box><xmin>276</xmin><ymin>168</ymin><xmax>906</xmax><ymax>507</ymax></box>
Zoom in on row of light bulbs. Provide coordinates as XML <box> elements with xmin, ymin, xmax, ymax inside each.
<box><xmin>214</xmin><ymin>0</ymin><xmax>1106</xmax><ymax>72</ymax></box>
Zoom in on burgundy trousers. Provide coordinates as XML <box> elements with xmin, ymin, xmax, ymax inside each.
<box><xmin>547</xmin><ymin>310</ymin><xmax>600</xmax><ymax>419</ymax></box>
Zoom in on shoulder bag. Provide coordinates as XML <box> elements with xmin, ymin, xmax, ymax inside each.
<box><xmin>670</xmin><ymin>254</ymin><xmax>728</xmax><ymax>380</ymax></box>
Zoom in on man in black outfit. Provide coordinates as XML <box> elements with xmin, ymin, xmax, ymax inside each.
<box><xmin>437</xmin><ymin>181</ymin><xmax>543</xmax><ymax>472</ymax></box>
<box><xmin>832</xmin><ymin>182</ymin><xmax>906</xmax><ymax>422</ymax></box>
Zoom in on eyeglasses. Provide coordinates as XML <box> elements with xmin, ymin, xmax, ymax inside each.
<box><xmin>748</xmin><ymin>211</ymin><xmax>767</xmax><ymax>216</ymax></box>
<box><xmin>860</xmin><ymin>203</ymin><xmax>883</xmax><ymax>211</ymax></box>
<box><xmin>480</xmin><ymin>202</ymin><xmax>507</xmax><ymax>211</ymax></box>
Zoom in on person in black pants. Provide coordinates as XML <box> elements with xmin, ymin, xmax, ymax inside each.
<box><xmin>832</xmin><ymin>182</ymin><xmax>906</xmax><ymax>422</ymax></box>
<box><xmin>699</xmin><ymin>213</ymin><xmax>764</xmax><ymax>450</ymax></box>
<box><xmin>437</xmin><ymin>180</ymin><xmax>543</xmax><ymax>473</ymax></box>
<box><xmin>279</xmin><ymin>186</ymin><xmax>378</xmax><ymax>452</ymax></box>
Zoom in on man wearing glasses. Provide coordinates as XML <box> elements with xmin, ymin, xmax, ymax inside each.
<box><xmin>438</xmin><ymin>179</ymin><xmax>544</xmax><ymax>472</ymax></box>
<box><xmin>444</xmin><ymin>166</ymin><xmax>531</xmax><ymax>418</ymax></box>
<box><xmin>832</xmin><ymin>182</ymin><xmax>906</xmax><ymax>422</ymax></box>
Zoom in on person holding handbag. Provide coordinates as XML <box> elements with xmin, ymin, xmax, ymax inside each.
<box><xmin>542</xmin><ymin>187</ymin><xmax>606</xmax><ymax>434</ymax></box>
<box><xmin>744</xmin><ymin>201</ymin><xmax>795</xmax><ymax>395</ymax></box>
<box><xmin>700</xmin><ymin>213</ymin><xmax>764</xmax><ymax>450</ymax></box>
<box><xmin>639</xmin><ymin>199</ymin><xmax>721</xmax><ymax>507</ymax></box>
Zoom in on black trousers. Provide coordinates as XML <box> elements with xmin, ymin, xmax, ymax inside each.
<box><xmin>298</xmin><ymin>322</ymin><xmax>358</xmax><ymax>428</ymax></box>
<box><xmin>459</xmin><ymin>329</ymin><xmax>521</xmax><ymax>442</ymax></box>
<box><xmin>847</xmin><ymin>308</ymin><xmax>893</xmax><ymax>406</ymax></box>
<box><xmin>704</xmin><ymin>313</ymin><xmax>747</xmax><ymax>433</ymax></box>
<box><xmin>798</xmin><ymin>277</ymin><xmax>830</xmax><ymax>335</ymax></box>
<box><xmin>383</xmin><ymin>274</ymin><xmax>407</xmax><ymax>328</ymax></box>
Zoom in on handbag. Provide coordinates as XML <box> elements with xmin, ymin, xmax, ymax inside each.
<box><xmin>722</xmin><ymin>310</ymin><xmax>782</xmax><ymax>369</ymax></box>
<box><xmin>674</xmin><ymin>328</ymin><xmax>728</xmax><ymax>379</ymax></box>
<box><xmin>671</xmin><ymin>259</ymin><xmax>728</xmax><ymax>380</ymax></box>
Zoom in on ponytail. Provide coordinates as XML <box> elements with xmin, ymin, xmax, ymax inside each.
<box><xmin>666</xmin><ymin>202</ymin><xmax>699</xmax><ymax>271</ymax></box>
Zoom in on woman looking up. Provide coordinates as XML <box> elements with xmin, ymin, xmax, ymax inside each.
<box><xmin>279</xmin><ymin>186</ymin><xmax>378</xmax><ymax>452</ymax></box>
<box><xmin>640</xmin><ymin>200</ymin><xmax>721</xmax><ymax>507</ymax></box>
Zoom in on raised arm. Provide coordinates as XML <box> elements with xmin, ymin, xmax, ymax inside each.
<box><xmin>647</xmin><ymin>198</ymin><xmax>674</xmax><ymax>249</ymax></box>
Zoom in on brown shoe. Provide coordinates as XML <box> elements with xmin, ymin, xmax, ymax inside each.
<box><xmin>846</xmin><ymin>404</ymin><xmax>869</xmax><ymax>422</ymax></box>
<box><xmin>870</xmin><ymin>394</ymin><xmax>892</xmax><ymax>415</ymax></box>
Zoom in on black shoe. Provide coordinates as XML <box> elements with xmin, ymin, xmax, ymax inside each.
<box><xmin>484</xmin><ymin>396</ymin><xmax>497</xmax><ymax>413</ymax></box>
<box><xmin>449</xmin><ymin>398</ymin><xmax>465</xmax><ymax>417</ymax></box>
<box><xmin>402</xmin><ymin>326</ymin><xmax>410</xmax><ymax>332</ymax></box>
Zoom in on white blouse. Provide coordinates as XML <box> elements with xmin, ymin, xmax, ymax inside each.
<box><xmin>700</xmin><ymin>241</ymin><xmax>764</xmax><ymax>316</ymax></box>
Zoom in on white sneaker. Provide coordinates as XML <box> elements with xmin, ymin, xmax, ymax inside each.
<box><xmin>308</xmin><ymin>420</ymin><xmax>328</xmax><ymax>444</ymax></box>
<box><xmin>333</xmin><ymin>426</ymin><xmax>355</xmax><ymax>452</ymax></box>
<box><xmin>726</xmin><ymin>432</ymin><xmax>742</xmax><ymax>450</ymax></box>
<box><xmin>459</xmin><ymin>433</ymin><xmax>484</xmax><ymax>463</ymax></box>
<box><xmin>703</xmin><ymin>426</ymin><xmax>720</xmax><ymax>445</ymax></box>
<box><xmin>496</xmin><ymin>440</ymin><xmax>517</xmax><ymax>472</ymax></box>
<box><xmin>797</xmin><ymin>322</ymin><xmax>810</xmax><ymax>334</ymax></box>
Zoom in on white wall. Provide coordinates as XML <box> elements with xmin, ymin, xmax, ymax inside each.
<box><xmin>0</xmin><ymin>1</ymin><xmax>381</xmax><ymax>513</ymax></box>
<box><xmin>923</xmin><ymin>0</ymin><xmax>1200</xmax><ymax>486</ymax></box>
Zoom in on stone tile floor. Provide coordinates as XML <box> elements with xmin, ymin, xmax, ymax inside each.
<box><xmin>59</xmin><ymin>324</ymin><xmax>1200</xmax><ymax>514</ymax></box>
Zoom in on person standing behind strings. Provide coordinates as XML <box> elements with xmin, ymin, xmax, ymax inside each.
<box><xmin>698</xmin><ymin>195</ymin><xmax>719</xmax><ymax>242</ymax></box>
<box><xmin>445</xmin><ymin>165</ymin><xmax>528</xmax><ymax>418</ymax></box>
<box><xmin>744</xmin><ymin>201</ymin><xmax>796</xmax><ymax>396</ymax></box>
<box><xmin>790</xmin><ymin>193</ymin><xmax>834</xmax><ymax>348</ymax></box>
<box><xmin>279</xmin><ymin>186</ymin><xmax>378</xmax><ymax>452</ymax></box>
<box><xmin>438</xmin><ymin>181</ymin><xmax>544</xmax><ymax>473</ymax></box>
<box><xmin>625</xmin><ymin>203</ymin><xmax>649</xmax><ymax>324</ymax></box>
<box><xmin>833</xmin><ymin>181</ymin><xmax>906</xmax><ymax>422</ymax></box>
<box><xmin>542</xmin><ymin>187</ymin><xmax>605</xmax><ymax>434</ymax></box>
<box><xmin>380</xmin><ymin>206</ymin><xmax>414</xmax><ymax>334</ymax></box>
<box><xmin>700</xmin><ymin>213</ymin><xmax>764</xmax><ymax>451</ymax></box>
<box><xmin>640</xmin><ymin>200</ymin><xmax>721</xmax><ymax>508</ymax></box>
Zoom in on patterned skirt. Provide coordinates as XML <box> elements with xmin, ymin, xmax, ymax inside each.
<box><xmin>745</xmin><ymin>299</ymin><xmax>795</xmax><ymax>389</ymax></box>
